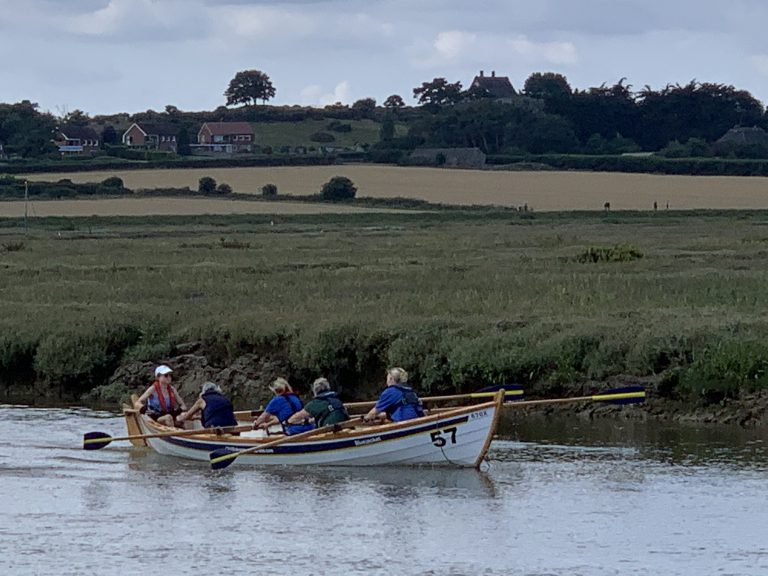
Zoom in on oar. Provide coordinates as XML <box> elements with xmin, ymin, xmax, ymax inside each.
<box><xmin>232</xmin><ymin>385</ymin><xmax>523</xmax><ymax>419</ymax></box>
<box><xmin>83</xmin><ymin>424</ymin><xmax>253</xmax><ymax>451</ymax></box>
<box><xmin>233</xmin><ymin>408</ymin><xmax>265</xmax><ymax>419</ymax></box>
<box><xmin>505</xmin><ymin>386</ymin><xmax>646</xmax><ymax>409</ymax></box>
<box><xmin>209</xmin><ymin>416</ymin><xmax>364</xmax><ymax>471</ymax></box>
<box><xmin>342</xmin><ymin>384</ymin><xmax>524</xmax><ymax>410</ymax></box>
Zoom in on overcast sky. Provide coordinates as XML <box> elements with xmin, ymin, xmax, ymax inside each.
<box><xmin>2</xmin><ymin>0</ymin><xmax>768</xmax><ymax>117</ymax></box>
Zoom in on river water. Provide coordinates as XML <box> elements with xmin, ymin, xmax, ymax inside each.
<box><xmin>1</xmin><ymin>406</ymin><xmax>766</xmax><ymax>576</ymax></box>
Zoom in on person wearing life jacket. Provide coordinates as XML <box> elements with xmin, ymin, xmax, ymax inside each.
<box><xmin>364</xmin><ymin>367</ymin><xmax>424</xmax><ymax>423</ymax></box>
<box><xmin>286</xmin><ymin>377</ymin><xmax>349</xmax><ymax>428</ymax></box>
<box><xmin>252</xmin><ymin>377</ymin><xmax>315</xmax><ymax>435</ymax></box>
<box><xmin>178</xmin><ymin>381</ymin><xmax>238</xmax><ymax>430</ymax></box>
<box><xmin>134</xmin><ymin>364</ymin><xmax>187</xmax><ymax>428</ymax></box>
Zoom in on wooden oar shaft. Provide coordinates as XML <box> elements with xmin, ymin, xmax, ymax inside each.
<box><xmin>85</xmin><ymin>424</ymin><xmax>252</xmax><ymax>445</ymax></box>
<box><xmin>505</xmin><ymin>390</ymin><xmax>645</xmax><ymax>409</ymax></box>
<box><xmin>232</xmin><ymin>389</ymin><xmax>522</xmax><ymax>418</ymax></box>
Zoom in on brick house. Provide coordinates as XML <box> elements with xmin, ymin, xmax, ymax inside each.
<box><xmin>56</xmin><ymin>125</ymin><xmax>100</xmax><ymax>155</ymax></box>
<box><xmin>122</xmin><ymin>122</ymin><xmax>179</xmax><ymax>152</ymax></box>
<box><xmin>196</xmin><ymin>122</ymin><xmax>254</xmax><ymax>153</ymax></box>
<box><xmin>469</xmin><ymin>70</ymin><xmax>517</xmax><ymax>102</ymax></box>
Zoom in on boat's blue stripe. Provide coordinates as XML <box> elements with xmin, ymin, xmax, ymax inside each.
<box><xmin>162</xmin><ymin>414</ymin><xmax>472</xmax><ymax>454</ymax></box>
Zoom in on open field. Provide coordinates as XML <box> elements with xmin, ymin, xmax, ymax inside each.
<box><xmin>0</xmin><ymin>197</ymin><xmax>414</xmax><ymax>218</ymax></box>
<box><xmin>2</xmin><ymin>209</ymin><xmax>768</xmax><ymax>403</ymax></box>
<box><xmin>22</xmin><ymin>165</ymin><xmax>768</xmax><ymax>211</ymax></box>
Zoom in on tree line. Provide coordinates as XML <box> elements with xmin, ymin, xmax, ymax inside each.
<box><xmin>1</xmin><ymin>69</ymin><xmax>767</xmax><ymax>161</ymax></box>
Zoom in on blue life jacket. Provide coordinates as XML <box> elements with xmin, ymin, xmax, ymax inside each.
<box><xmin>385</xmin><ymin>384</ymin><xmax>425</xmax><ymax>421</ymax></box>
<box><xmin>201</xmin><ymin>391</ymin><xmax>238</xmax><ymax>428</ymax></box>
<box><xmin>275</xmin><ymin>394</ymin><xmax>314</xmax><ymax>435</ymax></box>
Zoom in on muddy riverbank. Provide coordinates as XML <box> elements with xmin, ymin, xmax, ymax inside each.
<box><xmin>3</xmin><ymin>347</ymin><xmax>767</xmax><ymax>428</ymax></box>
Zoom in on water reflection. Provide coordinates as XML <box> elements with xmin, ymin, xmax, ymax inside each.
<box><xmin>3</xmin><ymin>406</ymin><xmax>768</xmax><ymax>576</ymax></box>
<box><xmin>82</xmin><ymin>479</ymin><xmax>112</xmax><ymax>511</ymax></box>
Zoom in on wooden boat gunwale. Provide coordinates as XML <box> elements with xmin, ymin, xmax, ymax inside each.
<box><xmin>125</xmin><ymin>391</ymin><xmax>505</xmax><ymax>468</ymax></box>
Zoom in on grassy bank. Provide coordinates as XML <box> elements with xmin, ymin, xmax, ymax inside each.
<box><xmin>1</xmin><ymin>209</ymin><xmax>768</xmax><ymax>406</ymax></box>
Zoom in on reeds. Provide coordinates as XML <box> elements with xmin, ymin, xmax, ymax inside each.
<box><xmin>1</xmin><ymin>209</ymin><xmax>767</xmax><ymax>404</ymax></box>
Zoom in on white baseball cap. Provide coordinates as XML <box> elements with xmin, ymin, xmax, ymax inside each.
<box><xmin>155</xmin><ymin>365</ymin><xmax>173</xmax><ymax>377</ymax></box>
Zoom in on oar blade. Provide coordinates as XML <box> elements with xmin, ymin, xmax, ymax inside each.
<box><xmin>83</xmin><ymin>431</ymin><xmax>113</xmax><ymax>450</ymax></box>
<box><xmin>476</xmin><ymin>383</ymin><xmax>525</xmax><ymax>402</ymax></box>
<box><xmin>209</xmin><ymin>447</ymin><xmax>239</xmax><ymax>470</ymax></box>
<box><xmin>593</xmin><ymin>386</ymin><xmax>646</xmax><ymax>405</ymax></box>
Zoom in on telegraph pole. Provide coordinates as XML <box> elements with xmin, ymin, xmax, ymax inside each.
<box><xmin>24</xmin><ymin>180</ymin><xmax>29</xmax><ymax>234</ymax></box>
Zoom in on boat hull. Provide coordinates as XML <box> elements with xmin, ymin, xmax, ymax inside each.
<box><xmin>128</xmin><ymin>398</ymin><xmax>502</xmax><ymax>468</ymax></box>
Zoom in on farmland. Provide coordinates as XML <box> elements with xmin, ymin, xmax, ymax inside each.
<box><xmin>21</xmin><ymin>165</ymin><xmax>768</xmax><ymax>212</ymax></box>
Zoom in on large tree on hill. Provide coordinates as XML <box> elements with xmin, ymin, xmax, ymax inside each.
<box><xmin>413</xmin><ymin>78</ymin><xmax>463</xmax><ymax>110</ymax></box>
<box><xmin>523</xmin><ymin>72</ymin><xmax>572</xmax><ymax>101</ymax></box>
<box><xmin>384</xmin><ymin>94</ymin><xmax>405</xmax><ymax>109</ymax></box>
<box><xmin>224</xmin><ymin>69</ymin><xmax>276</xmax><ymax>106</ymax></box>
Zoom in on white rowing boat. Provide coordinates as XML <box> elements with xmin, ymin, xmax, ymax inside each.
<box><xmin>122</xmin><ymin>390</ymin><xmax>505</xmax><ymax>469</ymax></box>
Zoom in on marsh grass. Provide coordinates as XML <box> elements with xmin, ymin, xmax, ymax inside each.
<box><xmin>1</xmin><ymin>209</ymin><xmax>768</xmax><ymax>403</ymax></box>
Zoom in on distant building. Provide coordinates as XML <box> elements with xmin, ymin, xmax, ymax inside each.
<box><xmin>56</xmin><ymin>125</ymin><xmax>100</xmax><ymax>156</ymax></box>
<box><xmin>196</xmin><ymin>122</ymin><xmax>254</xmax><ymax>154</ymax></box>
<box><xmin>469</xmin><ymin>70</ymin><xmax>517</xmax><ymax>102</ymax></box>
<box><xmin>713</xmin><ymin>125</ymin><xmax>768</xmax><ymax>156</ymax></box>
<box><xmin>122</xmin><ymin>122</ymin><xmax>179</xmax><ymax>152</ymax></box>
<box><xmin>716</xmin><ymin>125</ymin><xmax>768</xmax><ymax>145</ymax></box>
<box><xmin>409</xmin><ymin>147</ymin><xmax>486</xmax><ymax>169</ymax></box>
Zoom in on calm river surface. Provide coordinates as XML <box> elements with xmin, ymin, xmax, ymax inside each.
<box><xmin>1</xmin><ymin>406</ymin><xmax>766</xmax><ymax>576</ymax></box>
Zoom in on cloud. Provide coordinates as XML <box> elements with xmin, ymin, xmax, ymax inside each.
<box><xmin>414</xmin><ymin>31</ymin><xmax>577</xmax><ymax>69</ymax></box>
<box><xmin>434</xmin><ymin>31</ymin><xmax>476</xmax><ymax>60</ymax></box>
<box><xmin>751</xmin><ymin>55</ymin><xmax>768</xmax><ymax>77</ymax></box>
<box><xmin>65</xmin><ymin>0</ymin><xmax>209</xmax><ymax>42</ymax></box>
<box><xmin>217</xmin><ymin>5</ymin><xmax>316</xmax><ymax>40</ymax></box>
<box><xmin>300</xmin><ymin>81</ymin><xmax>351</xmax><ymax>105</ymax></box>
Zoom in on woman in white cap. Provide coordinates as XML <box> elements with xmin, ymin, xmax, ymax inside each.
<box><xmin>134</xmin><ymin>364</ymin><xmax>187</xmax><ymax>427</ymax></box>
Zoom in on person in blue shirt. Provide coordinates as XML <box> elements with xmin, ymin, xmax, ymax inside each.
<box><xmin>177</xmin><ymin>381</ymin><xmax>238</xmax><ymax>430</ymax></box>
<box><xmin>364</xmin><ymin>367</ymin><xmax>424</xmax><ymax>423</ymax></box>
<box><xmin>252</xmin><ymin>377</ymin><xmax>315</xmax><ymax>435</ymax></box>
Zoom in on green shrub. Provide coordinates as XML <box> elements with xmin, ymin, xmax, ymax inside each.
<box><xmin>262</xmin><ymin>183</ymin><xmax>278</xmax><ymax>197</ymax></box>
<box><xmin>320</xmin><ymin>176</ymin><xmax>357</xmax><ymax>201</ymax></box>
<box><xmin>576</xmin><ymin>244</ymin><xmax>643</xmax><ymax>263</ymax></box>
<box><xmin>216</xmin><ymin>182</ymin><xmax>233</xmax><ymax>194</ymax></box>
<box><xmin>387</xmin><ymin>326</ymin><xmax>454</xmax><ymax>394</ymax></box>
<box><xmin>101</xmin><ymin>176</ymin><xmax>124</xmax><ymax>189</ymax></box>
<box><xmin>0</xmin><ymin>336</ymin><xmax>38</xmax><ymax>388</ymax></box>
<box><xmin>288</xmin><ymin>324</ymin><xmax>389</xmax><ymax>396</ymax></box>
<box><xmin>327</xmin><ymin>121</ymin><xmax>352</xmax><ymax>133</ymax></box>
<box><xmin>124</xmin><ymin>320</ymin><xmax>175</xmax><ymax>362</ymax></box>
<box><xmin>34</xmin><ymin>324</ymin><xmax>141</xmax><ymax>393</ymax></box>
<box><xmin>198</xmin><ymin>176</ymin><xmax>217</xmax><ymax>194</ymax></box>
<box><xmin>310</xmin><ymin>131</ymin><xmax>335</xmax><ymax>143</ymax></box>
<box><xmin>679</xmin><ymin>341</ymin><xmax>768</xmax><ymax>405</ymax></box>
